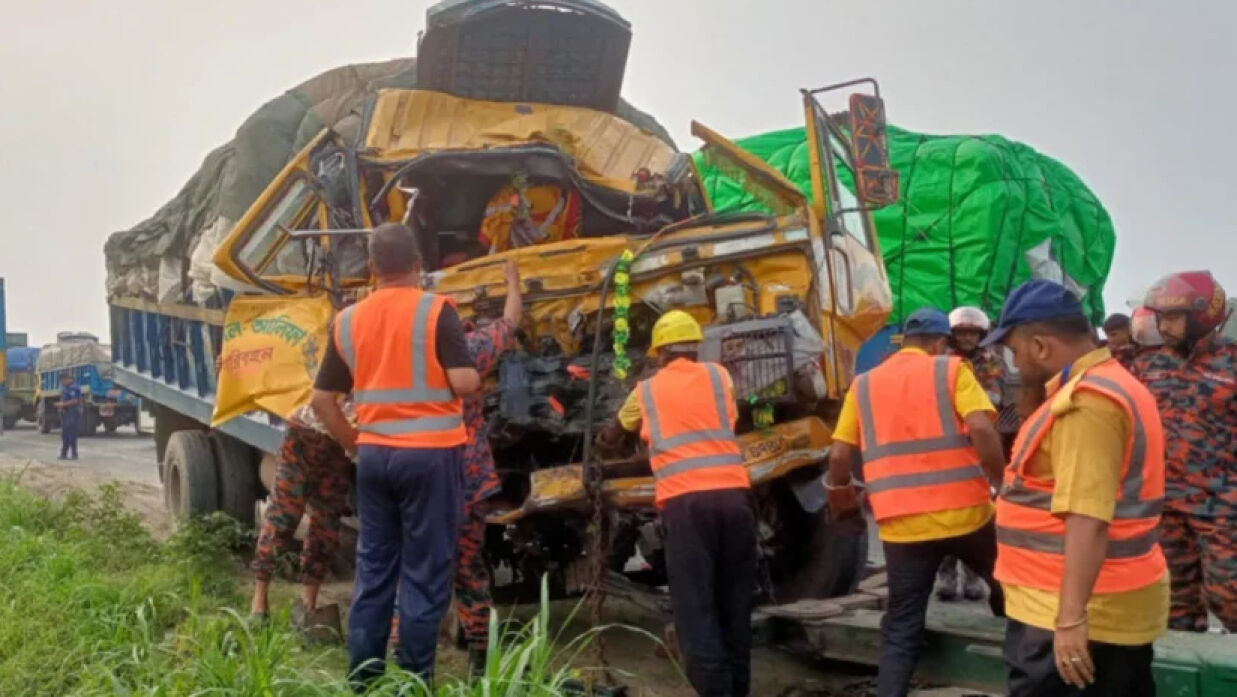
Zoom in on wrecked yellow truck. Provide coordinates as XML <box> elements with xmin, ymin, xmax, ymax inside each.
<box><xmin>105</xmin><ymin>0</ymin><xmax>896</xmax><ymax>603</ymax></box>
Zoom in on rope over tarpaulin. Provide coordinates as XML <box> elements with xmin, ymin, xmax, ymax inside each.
<box><xmin>693</xmin><ymin>125</ymin><xmax>1115</xmax><ymax>325</ymax></box>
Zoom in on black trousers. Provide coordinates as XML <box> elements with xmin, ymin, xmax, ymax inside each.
<box><xmin>1005</xmin><ymin>619</ymin><xmax>1155</xmax><ymax>697</ymax></box>
<box><xmin>878</xmin><ymin>519</ymin><xmax>1005</xmax><ymax>697</ymax></box>
<box><xmin>662</xmin><ymin>488</ymin><xmax>757</xmax><ymax>697</ymax></box>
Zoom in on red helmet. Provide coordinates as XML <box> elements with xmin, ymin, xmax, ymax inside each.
<box><xmin>1144</xmin><ymin>271</ymin><xmax>1228</xmax><ymax>334</ymax></box>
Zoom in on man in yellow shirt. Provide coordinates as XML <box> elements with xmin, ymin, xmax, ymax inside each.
<box><xmin>983</xmin><ymin>280</ymin><xmax>1168</xmax><ymax>697</ymax></box>
<box><xmin>827</xmin><ymin>308</ymin><xmax>1007</xmax><ymax>697</ymax></box>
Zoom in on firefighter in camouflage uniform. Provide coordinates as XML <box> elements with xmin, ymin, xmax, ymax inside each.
<box><xmin>935</xmin><ymin>306</ymin><xmax>1005</xmax><ymax>602</ymax></box>
<box><xmin>1135</xmin><ymin>271</ymin><xmax>1237</xmax><ymax>632</ymax></box>
<box><xmin>250</xmin><ymin>400</ymin><xmax>354</xmax><ymax>623</ymax></box>
<box><xmin>455</xmin><ymin>260</ymin><xmax>522</xmax><ymax>676</ymax></box>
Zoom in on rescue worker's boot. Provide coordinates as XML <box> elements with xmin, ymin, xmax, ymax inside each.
<box><xmin>961</xmin><ymin>565</ymin><xmax>987</xmax><ymax>601</ymax></box>
<box><xmin>935</xmin><ymin>557</ymin><xmax>959</xmax><ymax>601</ymax></box>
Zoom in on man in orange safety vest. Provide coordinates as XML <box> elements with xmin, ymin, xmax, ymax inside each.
<box><xmin>983</xmin><ymin>280</ymin><xmax>1168</xmax><ymax>697</ymax></box>
<box><xmin>599</xmin><ymin>309</ymin><xmax>753</xmax><ymax>697</ymax></box>
<box><xmin>827</xmin><ymin>307</ymin><xmax>1007</xmax><ymax>697</ymax></box>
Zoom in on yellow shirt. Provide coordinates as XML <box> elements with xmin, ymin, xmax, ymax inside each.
<box><xmin>834</xmin><ymin>347</ymin><xmax>996</xmax><ymax>543</ymax></box>
<box><xmin>1001</xmin><ymin>347</ymin><xmax>1169</xmax><ymax>646</ymax></box>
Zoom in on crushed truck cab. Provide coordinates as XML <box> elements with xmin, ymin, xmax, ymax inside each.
<box><xmin>108</xmin><ymin>0</ymin><xmax>896</xmax><ymax>604</ymax></box>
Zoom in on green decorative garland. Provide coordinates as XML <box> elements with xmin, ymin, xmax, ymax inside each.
<box><xmin>611</xmin><ymin>249</ymin><xmax>635</xmax><ymax>380</ymax></box>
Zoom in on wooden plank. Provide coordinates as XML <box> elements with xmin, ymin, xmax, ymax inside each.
<box><xmin>858</xmin><ymin>571</ymin><xmax>888</xmax><ymax>591</ymax></box>
<box><xmin>110</xmin><ymin>296</ymin><xmax>226</xmax><ymax>325</ymax></box>
<box><xmin>759</xmin><ymin>599</ymin><xmax>846</xmax><ymax>622</ymax></box>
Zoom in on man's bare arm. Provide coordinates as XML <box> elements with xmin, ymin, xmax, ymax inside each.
<box><xmin>1059</xmin><ymin>514</ymin><xmax>1108</xmax><ymax>623</ymax></box>
<box><xmin>446</xmin><ymin>367</ymin><xmax>481</xmax><ymax>396</ymax></box>
<box><xmin>503</xmin><ymin>260</ymin><xmax>523</xmax><ymax>326</ymax></box>
<box><xmin>311</xmin><ymin>389</ymin><xmax>358</xmax><ymax>455</ymax></box>
<box><xmin>964</xmin><ymin>412</ymin><xmax>1006</xmax><ymax>483</ymax></box>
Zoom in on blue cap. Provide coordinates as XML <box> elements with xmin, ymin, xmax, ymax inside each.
<box><xmin>981</xmin><ymin>279</ymin><xmax>1087</xmax><ymax>347</ymax></box>
<box><xmin>902</xmin><ymin>307</ymin><xmax>951</xmax><ymax>337</ymax></box>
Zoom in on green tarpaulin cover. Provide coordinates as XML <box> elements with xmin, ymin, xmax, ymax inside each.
<box><xmin>694</xmin><ymin>125</ymin><xmax>1114</xmax><ymax>324</ymax></box>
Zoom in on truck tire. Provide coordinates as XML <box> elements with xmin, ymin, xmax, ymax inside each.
<box><xmin>83</xmin><ymin>409</ymin><xmax>99</xmax><ymax>436</ymax></box>
<box><xmin>209</xmin><ymin>432</ymin><xmax>260</xmax><ymax>528</ymax></box>
<box><xmin>37</xmin><ymin>402</ymin><xmax>52</xmax><ymax>434</ymax></box>
<box><xmin>163</xmin><ymin>430</ymin><xmax>219</xmax><ymax>519</ymax></box>
<box><xmin>2</xmin><ymin>415</ymin><xmax>16</xmax><ymax>430</ymax></box>
<box><xmin>767</xmin><ymin>479</ymin><xmax>869</xmax><ymax>603</ymax></box>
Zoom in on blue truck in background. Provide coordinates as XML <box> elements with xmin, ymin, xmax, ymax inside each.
<box><xmin>36</xmin><ymin>332</ymin><xmax>141</xmax><ymax>436</ymax></box>
<box><xmin>4</xmin><ymin>344</ymin><xmax>40</xmax><ymax>429</ymax></box>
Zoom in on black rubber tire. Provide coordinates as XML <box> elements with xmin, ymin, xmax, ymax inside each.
<box><xmin>163</xmin><ymin>430</ymin><xmax>219</xmax><ymax>519</ymax></box>
<box><xmin>83</xmin><ymin>410</ymin><xmax>99</xmax><ymax>437</ymax></box>
<box><xmin>104</xmin><ymin>420</ymin><xmax>118</xmax><ymax>434</ymax></box>
<box><xmin>209</xmin><ymin>431</ymin><xmax>260</xmax><ymax>528</ymax></box>
<box><xmin>37</xmin><ymin>402</ymin><xmax>52</xmax><ymax>434</ymax></box>
<box><xmin>771</xmin><ymin>490</ymin><xmax>870</xmax><ymax>602</ymax></box>
<box><xmin>2</xmin><ymin>415</ymin><xmax>16</xmax><ymax>430</ymax></box>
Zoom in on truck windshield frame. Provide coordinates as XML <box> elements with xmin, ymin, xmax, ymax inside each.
<box><xmin>807</xmin><ymin>95</ymin><xmax>875</xmax><ymax>253</ymax></box>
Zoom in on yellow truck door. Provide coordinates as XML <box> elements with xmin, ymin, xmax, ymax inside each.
<box><xmin>802</xmin><ymin>84</ymin><xmax>895</xmax><ymax>392</ymax></box>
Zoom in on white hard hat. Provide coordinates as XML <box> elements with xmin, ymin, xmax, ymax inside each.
<box><xmin>948</xmin><ymin>306</ymin><xmax>991</xmax><ymax>332</ymax></box>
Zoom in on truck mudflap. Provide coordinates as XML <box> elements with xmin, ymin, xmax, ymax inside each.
<box><xmin>486</xmin><ymin>415</ymin><xmax>832</xmax><ymax>524</ymax></box>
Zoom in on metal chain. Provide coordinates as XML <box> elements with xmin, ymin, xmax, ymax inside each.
<box><xmin>585</xmin><ymin>460</ymin><xmax>614</xmax><ymax>687</ymax></box>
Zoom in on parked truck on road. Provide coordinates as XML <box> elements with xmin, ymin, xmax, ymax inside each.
<box><xmin>36</xmin><ymin>332</ymin><xmax>141</xmax><ymax>436</ymax></box>
<box><xmin>105</xmin><ymin>0</ymin><xmax>899</xmax><ymax>603</ymax></box>
<box><xmin>4</xmin><ymin>345</ymin><xmax>39</xmax><ymax>429</ymax></box>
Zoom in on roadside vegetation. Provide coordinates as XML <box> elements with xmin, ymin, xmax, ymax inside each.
<box><xmin>0</xmin><ymin>478</ymin><xmax>631</xmax><ymax>696</ymax></box>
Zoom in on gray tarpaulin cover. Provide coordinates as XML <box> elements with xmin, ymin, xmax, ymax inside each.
<box><xmin>103</xmin><ymin>58</ymin><xmax>673</xmax><ymax>305</ymax></box>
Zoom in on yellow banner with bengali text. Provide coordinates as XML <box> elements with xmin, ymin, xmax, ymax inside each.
<box><xmin>211</xmin><ymin>295</ymin><xmax>334</xmax><ymax>427</ymax></box>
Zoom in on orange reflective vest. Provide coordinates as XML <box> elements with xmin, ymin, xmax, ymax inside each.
<box><xmin>854</xmin><ymin>351</ymin><xmax>991</xmax><ymax>522</ymax></box>
<box><xmin>635</xmin><ymin>359</ymin><xmax>750</xmax><ymax>506</ymax></box>
<box><xmin>995</xmin><ymin>359</ymin><xmax>1166</xmax><ymax>594</ymax></box>
<box><xmin>333</xmin><ymin>287</ymin><xmax>466</xmax><ymax>448</ymax></box>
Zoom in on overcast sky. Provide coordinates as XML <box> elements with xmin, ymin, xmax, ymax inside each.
<box><xmin>1</xmin><ymin>0</ymin><xmax>1234</xmax><ymax>346</ymax></box>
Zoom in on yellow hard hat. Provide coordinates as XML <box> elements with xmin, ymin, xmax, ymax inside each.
<box><xmin>649</xmin><ymin>310</ymin><xmax>704</xmax><ymax>354</ymax></box>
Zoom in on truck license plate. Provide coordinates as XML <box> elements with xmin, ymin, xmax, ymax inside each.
<box><xmin>99</xmin><ymin>405</ymin><xmax>115</xmax><ymax>417</ymax></box>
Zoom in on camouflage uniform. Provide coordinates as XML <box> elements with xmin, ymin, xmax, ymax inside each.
<box><xmin>456</xmin><ymin>319</ymin><xmax>513</xmax><ymax>648</ymax></box>
<box><xmin>937</xmin><ymin>346</ymin><xmax>1006</xmax><ymax>600</ymax></box>
<box><xmin>1131</xmin><ymin>336</ymin><xmax>1237</xmax><ymax>631</ymax></box>
<box><xmin>252</xmin><ymin>404</ymin><xmax>354</xmax><ymax>584</ymax></box>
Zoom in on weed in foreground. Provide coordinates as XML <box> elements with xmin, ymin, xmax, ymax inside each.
<box><xmin>0</xmin><ymin>480</ymin><xmax>665</xmax><ymax>696</ymax></box>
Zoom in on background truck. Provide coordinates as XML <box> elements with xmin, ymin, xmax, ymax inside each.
<box><xmin>4</xmin><ymin>344</ymin><xmax>39</xmax><ymax>429</ymax></box>
<box><xmin>35</xmin><ymin>332</ymin><xmax>141</xmax><ymax>436</ymax></box>
<box><xmin>105</xmin><ymin>0</ymin><xmax>897</xmax><ymax>603</ymax></box>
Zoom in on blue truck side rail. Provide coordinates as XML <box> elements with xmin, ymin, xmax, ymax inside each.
<box><xmin>108</xmin><ymin>297</ymin><xmax>284</xmax><ymax>455</ymax></box>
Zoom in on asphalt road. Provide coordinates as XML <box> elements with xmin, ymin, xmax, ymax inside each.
<box><xmin>0</xmin><ymin>418</ymin><xmax>159</xmax><ymax>485</ymax></box>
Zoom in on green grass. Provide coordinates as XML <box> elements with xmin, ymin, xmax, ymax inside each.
<box><xmin>0</xmin><ymin>479</ymin><xmax>639</xmax><ymax>696</ymax></box>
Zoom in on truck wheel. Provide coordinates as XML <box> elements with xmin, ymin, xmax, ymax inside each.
<box><xmin>163</xmin><ymin>430</ymin><xmax>219</xmax><ymax>519</ymax></box>
<box><xmin>2</xmin><ymin>415</ymin><xmax>16</xmax><ymax>430</ymax></box>
<box><xmin>209</xmin><ymin>432</ymin><xmax>260</xmax><ymax>528</ymax></box>
<box><xmin>37</xmin><ymin>403</ymin><xmax>51</xmax><ymax>434</ymax></box>
<box><xmin>83</xmin><ymin>410</ymin><xmax>99</xmax><ymax>436</ymax></box>
<box><xmin>777</xmin><ymin>508</ymin><xmax>869</xmax><ymax>601</ymax></box>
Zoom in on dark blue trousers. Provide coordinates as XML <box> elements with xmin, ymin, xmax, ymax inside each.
<box><xmin>347</xmin><ymin>444</ymin><xmax>463</xmax><ymax>688</ymax></box>
<box><xmin>60</xmin><ymin>412</ymin><xmax>80</xmax><ymax>459</ymax></box>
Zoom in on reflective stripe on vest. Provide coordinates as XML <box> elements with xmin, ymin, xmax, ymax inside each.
<box><xmin>335</xmin><ymin>290</ymin><xmax>465</xmax><ymax>443</ymax></box>
<box><xmin>337</xmin><ymin>293</ymin><xmax>457</xmax><ymax>408</ymax></box>
<box><xmin>995</xmin><ymin>360</ymin><xmax>1167</xmax><ymax>593</ymax></box>
<box><xmin>856</xmin><ymin>355</ymin><xmax>987</xmax><ymax>495</ymax></box>
<box><xmin>641</xmin><ymin>363</ymin><xmax>744</xmax><ymax>479</ymax></box>
<box><xmin>1001</xmin><ymin>374</ymin><xmax>1164</xmax><ymax>526</ymax></box>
